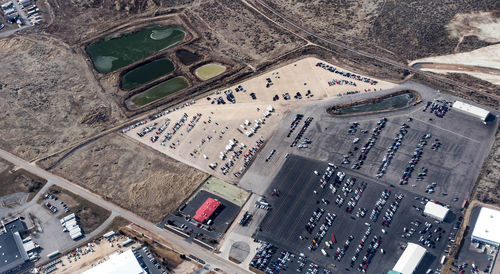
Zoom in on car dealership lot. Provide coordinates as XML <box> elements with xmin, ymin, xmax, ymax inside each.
<box><xmin>253</xmin><ymin>155</ymin><xmax>459</xmax><ymax>273</ymax></box>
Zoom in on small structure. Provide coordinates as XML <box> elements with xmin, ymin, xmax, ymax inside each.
<box><xmin>193</xmin><ymin>198</ymin><xmax>221</xmax><ymax>224</ymax></box>
<box><xmin>83</xmin><ymin>249</ymin><xmax>145</xmax><ymax>274</ymax></box>
<box><xmin>103</xmin><ymin>231</ymin><xmax>116</xmax><ymax>239</ymax></box>
<box><xmin>471</xmin><ymin>207</ymin><xmax>500</xmax><ymax>247</ymax></box>
<box><xmin>424</xmin><ymin>202</ymin><xmax>449</xmax><ymax>222</ymax></box>
<box><xmin>392</xmin><ymin>243</ymin><xmax>427</xmax><ymax>274</ymax></box>
<box><xmin>452</xmin><ymin>101</ymin><xmax>492</xmax><ymax>123</ymax></box>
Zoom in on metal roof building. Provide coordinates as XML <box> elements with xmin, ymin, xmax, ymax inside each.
<box><xmin>392</xmin><ymin>243</ymin><xmax>427</xmax><ymax>274</ymax></box>
<box><xmin>424</xmin><ymin>202</ymin><xmax>449</xmax><ymax>222</ymax></box>
<box><xmin>83</xmin><ymin>249</ymin><xmax>145</xmax><ymax>274</ymax></box>
<box><xmin>0</xmin><ymin>231</ymin><xmax>29</xmax><ymax>273</ymax></box>
<box><xmin>452</xmin><ymin>101</ymin><xmax>491</xmax><ymax>123</ymax></box>
<box><xmin>471</xmin><ymin>207</ymin><xmax>500</xmax><ymax>247</ymax></box>
<box><xmin>193</xmin><ymin>198</ymin><xmax>221</xmax><ymax>223</ymax></box>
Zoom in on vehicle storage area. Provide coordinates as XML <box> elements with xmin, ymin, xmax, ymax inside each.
<box><xmin>241</xmin><ymin>83</ymin><xmax>498</xmax><ymax>273</ymax></box>
<box><xmin>122</xmin><ymin>57</ymin><xmax>396</xmax><ymax>182</ymax></box>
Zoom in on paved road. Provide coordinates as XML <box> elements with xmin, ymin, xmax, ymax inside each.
<box><xmin>244</xmin><ymin>0</ymin><xmax>500</xmax><ymax>102</ymax></box>
<box><xmin>0</xmin><ymin>148</ymin><xmax>249</xmax><ymax>274</ymax></box>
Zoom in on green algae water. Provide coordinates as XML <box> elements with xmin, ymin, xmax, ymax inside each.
<box><xmin>86</xmin><ymin>25</ymin><xmax>186</xmax><ymax>73</ymax></box>
<box><xmin>338</xmin><ymin>93</ymin><xmax>415</xmax><ymax>115</ymax></box>
<box><xmin>120</xmin><ymin>58</ymin><xmax>175</xmax><ymax>90</ymax></box>
<box><xmin>132</xmin><ymin>76</ymin><xmax>189</xmax><ymax>106</ymax></box>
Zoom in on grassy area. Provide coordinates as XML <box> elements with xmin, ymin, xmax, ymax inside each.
<box><xmin>195</xmin><ymin>63</ymin><xmax>226</xmax><ymax>80</ymax></box>
<box><xmin>46</xmin><ymin>185</ymin><xmax>111</xmax><ymax>234</ymax></box>
<box><xmin>0</xmin><ymin>164</ymin><xmax>47</xmax><ymax>203</ymax></box>
<box><xmin>105</xmin><ymin>216</ymin><xmax>130</xmax><ymax>233</ymax></box>
<box><xmin>201</xmin><ymin>176</ymin><xmax>250</xmax><ymax>206</ymax></box>
<box><xmin>132</xmin><ymin>76</ymin><xmax>189</xmax><ymax>106</ymax></box>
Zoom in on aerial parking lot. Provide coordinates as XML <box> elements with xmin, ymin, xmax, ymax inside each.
<box><xmin>122</xmin><ymin>57</ymin><xmax>396</xmax><ymax>182</ymax></box>
<box><xmin>253</xmin><ymin>155</ymin><xmax>460</xmax><ymax>273</ymax></box>
<box><xmin>239</xmin><ymin>82</ymin><xmax>497</xmax><ymax>273</ymax></box>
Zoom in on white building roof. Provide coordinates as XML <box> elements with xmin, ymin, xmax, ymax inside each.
<box><xmin>83</xmin><ymin>249</ymin><xmax>145</xmax><ymax>274</ymax></box>
<box><xmin>424</xmin><ymin>202</ymin><xmax>449</xmax><ymax>221</ymax></box>
<box><xmin>393</xmin><ymin>243</ymin><xmax>427</xmax><ymax>274</ymax></box>
<box><xmin>452</xmin><ymin>101</ymin><xmax>490</xmax><ymax>121</ymax></box>
<box><xmin>471</xmin><ymin>207</ymin><xmax>500</xmax><ymax>246</ymax></box>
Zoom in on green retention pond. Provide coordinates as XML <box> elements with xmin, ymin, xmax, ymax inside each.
<box><xmin>331</xmin><ymin>92</ymin><xmax>417</xmax><ymax>115</ymax></box>
<box><xmin>132</xmin><ymin>76</ymin><xmax>189</xmax><ymax>106</ymax></box>
<box><xmin>86</xmin><ymin>25</ymin><xmax>186</xmax><ymax>73</ymax></box>
<box><xmin>195</xmin><ymin>63</ymin><xmax>227</xmax><ymax>81</ymax></box>
<box><xmin>176</xmin><ymin>49</ymin><xmax>201</xmax><ymax>65</ymax></box>
<box><xmin>120</xmin><ymin>58</ymin><xmax>175</xmax><ymax>90</ymax></box>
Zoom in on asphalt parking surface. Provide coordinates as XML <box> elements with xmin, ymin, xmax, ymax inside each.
<box><xmin>254</xmin><ymin>155</ymin><xmax>460</xmax><ymax>273</ymax></box>
<box><xmin>160</xmin><ymin>190</ymin><xmax>240</xmax><ymax>240</ymax></box>
<box><xmin>133</xmin><ymin>246</ymin><xmax>166</xmax><ymax>274</ymax></box>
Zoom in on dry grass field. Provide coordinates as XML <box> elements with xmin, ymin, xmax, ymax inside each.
<box><xmin>39</xmin><ymin>133</ymin><xmax>209</xmax><ymax>223</ymax></box>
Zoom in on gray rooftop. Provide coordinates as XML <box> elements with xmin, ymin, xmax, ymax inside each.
<box><xmin>0</xmin><ymin>231</ymin><xmax>28</xmax><ymax>273</ymax></box>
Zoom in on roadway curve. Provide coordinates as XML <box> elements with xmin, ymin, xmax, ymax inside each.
<box><xmin>0</xmin><ymin>148</ymin><xmax>249</xmax><ymax>274</ymax></box>
<box><xmin>244</xmin><ymin>0</ymin><xmax>500</xmax><ymax>101</ymax></box>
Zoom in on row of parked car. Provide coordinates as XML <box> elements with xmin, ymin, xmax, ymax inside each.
<box><xmin>376</xmin><ymin>122</ymin><xmax>409</xmax><ymax>178</ymax></box>
<box><xmin>399</xmin><ymin>133</ymin><xmax>432</xmax><ymax>185</ymax></box>
<box><xmin>291</xmin><ymin>117</ymin><xmax>313</xmax><ymax>147</ymax></box>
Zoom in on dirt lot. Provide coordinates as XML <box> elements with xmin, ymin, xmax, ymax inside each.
<box><xmin>0</xmin><ymin>35</ymin><xmax>124</xmax><ymax>161</ymax></box>
<box><xmin>265</xmin><ymin>0</ymin><xmax>500</xmax><ymax>62</ymax></box>
<box><xmin>44</xmin><ymin>185</ymin><xmax>111</xmax><ymax>233</ymax></box>
<box><xmin>38</xmin><ymin>133</ymin><xmax>209</xmax><ymax>223</ymax></box>
<box><xmin>0</xmin><ymin>159</ymin><xmax>47</xmax><ymax>202</ymax></box>
<box><xmin>123</xmin><ymin>57</ymin><xmax>396</xmax><ymax>182</ymax></box>
<box><xmin>472</xmin><ymin>126</ymin><xmax>500</xmax><ymax>205</ymax></box>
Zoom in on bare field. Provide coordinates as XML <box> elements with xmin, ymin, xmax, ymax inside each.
<box><xmin>265</xmin><ymin>0</ymin><xmax>500</xmax><ymax>61</ymax></box>
<box><xmin>189</xmin><ymin>0</ymin><xmax>305</xmax><ymax>66</ymax></box>
<box><xmin>473</xmin><ymin>126</ymin><xmax>500</xmax><ymax>205</ymax></box>
<box><xmin>39</xmin><ymin>133</ymin><xmax>209</xmax><ymax>223</ymax></box>
<box><xmin>123</xmin><ymin>57</ymin><xmax>396</xmax><ymax>182</ymax></box>
<box><xmin>0</xmin><ymin>36</ymin><xmax>124</xmax><ymax>161</ymax></box>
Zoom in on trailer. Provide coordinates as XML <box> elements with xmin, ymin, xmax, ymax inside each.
<box><xmin>70</xmin><ymin>231</ymin><xmax>83</xmax><ymax>240</ymax></box>
<box><xmin>46</xmin><ymin>250</ymin><xmax>60</xmax><ymax>258</ymax></box>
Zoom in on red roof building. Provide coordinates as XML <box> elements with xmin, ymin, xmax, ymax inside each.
<box><xmin>193</xmin><ymin>198</ymin><xmax>221</xmax><ymax>223</ymax></box>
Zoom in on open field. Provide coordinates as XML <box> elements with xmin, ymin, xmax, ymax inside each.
<box><xmin>44</xmin><ymin>185</ymin><xmax>111</xmax><ymax>234</ymax></box>
<box><xmin>123</xmin><ymin>57</ymin><xmax>396</xmax><ymax>182</ymax></box>
<box><xmin>201</xmin><ymin>177</ymin><xmax>250</xmax><ymax>207</ymax></box>
<box><xmin>264</xmin><ymin>0</ymin><xmax>499</xmax><ymax>62</ymax></box>
<box><xmin>0</xmin><ymin>36</ymin><xmax>124</xmax><ymax>161</ymax></box>
<box><xmin>0</xmin><ymin>161</ymin><xmax>47</xmax><ymax>202</ymax></box>
<box><xmin>38</xmin><ymin>133</ymin><xmax>209</xmax><ymax>223</ymax></box>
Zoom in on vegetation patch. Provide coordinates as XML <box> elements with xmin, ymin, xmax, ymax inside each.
<box><xmin>0</xmin><ymin>163</ymin><xmax>46</xmax><ymax>202</ymax></box>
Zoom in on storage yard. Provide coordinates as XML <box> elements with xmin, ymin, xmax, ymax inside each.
<box><xmin>238</xmin><ymin>82</ymin><xmax>497</xmax><ymax>273</ymax></box>
<box><xmin>123</xmin><ymin>57</ymin><xmax>396</xmax><ymax>181</ymax></box>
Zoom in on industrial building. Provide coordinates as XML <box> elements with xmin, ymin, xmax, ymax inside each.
<box><xmin>83</xmin><ymin>249</ymin><xmax>145</xmax><ymax>274</ymax></box>
<box><xmin>193</xmin><ymin>197</ymin><xmax>221</xmax><ymax>223</ymax></box>
<box><xmin>391</xmin><ymin>243</ymin><xmax>427</xmax><ymax>274</ymax></box>
<box><xmin>471</xmin><ymin>207</ymin><xmax>500</xmax><ymax>247</ymax></box>
<box><xmin>452</xmin><ymin>101</ymin><xmax>493</xmax><ymax>123</ymax></box>
<box><xmin>424</xmin><ymin>202</ymin><xmax>449</xmax><ymax>222</ymax></box>
<box><xmin>0</xmin><ymin>219</ymin><xmax>30</xmax><ymax>273</ymax></box>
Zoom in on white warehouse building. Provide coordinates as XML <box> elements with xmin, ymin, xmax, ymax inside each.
<box><xmin>392</xmin><ymin>243</ymin><xmax>427</xmax><ymax>274</ymax></box>
<box><xmin>424</xmin><ymin>202</ymin><xmax>449</xmax><ymax>222</ymax></box>
<box><xmin>452</xmin><ymin>101</ymin><xmax>492</xmax><ymax>123</ymax></box>
<box><xmin>471</xmin><ymin>207</ymin><xmax>500</xmax><ymax>247</ymax></box>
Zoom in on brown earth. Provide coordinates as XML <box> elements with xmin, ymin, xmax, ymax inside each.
<box><xmin>0</xmin><ymin>159</ymin><xmax>47</xmax><ymax>202</ymax></box>
<box><xmin>38</xmin><ymin>133</ymin><xmax>209</xmax><ymax>223</ymax></box>
<box><xmin>472</xmin><ymin>126</ymin><xmax>500</xmax><ymax>205</ymax></box>
<box><xmin>0</xmin><ymin>35</ymin><xmax>124</xmax><ymax>161</ymax></box>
